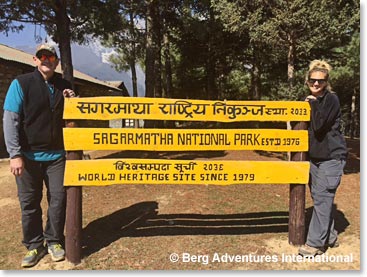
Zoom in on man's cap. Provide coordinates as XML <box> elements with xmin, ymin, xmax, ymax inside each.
<box><xmin>35</xmin><ymin>43</ymin><xmax>58</xmax><ymax>58</ymax></box>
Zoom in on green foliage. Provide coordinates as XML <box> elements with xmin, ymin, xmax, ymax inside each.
<box><xmin>220</xmin><ymin>69</ymin><xmax>251</xmax><ymax>100</ymax></box>
<box><xmin>329</xmin><ymin>32</ymin><xmax>360</xmax><ymax>136</ymax></box>
<box><xmin>0</xmin><ymin>0</ymin><xmax>125</xmax><ymax>44</ymax></box>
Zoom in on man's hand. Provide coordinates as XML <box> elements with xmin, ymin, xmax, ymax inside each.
<box><xmin>63</xmin><ymin>89</ymin><xmax>76</xmax><ymax>98</ymax></box>
<box><xmin>10</xmin><ymin>156</ymin><xmax>24</xmax><ymax>176</ymax></box>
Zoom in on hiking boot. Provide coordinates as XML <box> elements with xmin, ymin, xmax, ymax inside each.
<box><xmin>48</xmin><ymin>243</ymin><xmax>65</xmax><ymax>262</ymax></box>
<box><xmin>21</xmin><ymin>246</ymin><xmax>47</xmax><ymax>268</ymax></box>
<box><xmin>327</xmin><ymin>239</ymin><xmax>340</xmax><ymax>248</ymax></box>
<box><xmin>298</xmin><ymin>244</ymin><xmax>325</xmax><ymax>257</ymax></box>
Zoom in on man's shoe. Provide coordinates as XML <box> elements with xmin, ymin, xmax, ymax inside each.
<box><xmin>21</xmin><ymin>246</ymin><xmax>47</xmax><ymax>268</ymax></box>
<box><xmin>298</xmin><ymin>244</ymin><xmax>325</xmax><ymax>257</ymax></box>
<box><xmin>48</xmin><ymin>243</ymin><xmax>65</xmax><ymax>262</ymax></box>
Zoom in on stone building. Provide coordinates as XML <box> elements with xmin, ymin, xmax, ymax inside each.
<box><xmin>0</xmin><ymin>44</ymin><xmax>129</xmax><ymax>158</ymax></box>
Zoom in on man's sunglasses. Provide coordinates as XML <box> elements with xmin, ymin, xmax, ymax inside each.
<box><xmin>37</xmin><ymin>54</ymin><xmax>57</xmax><ymax>62</ymax></box>
<box><xmin>308</xmin><ymin>79</ymin><xmax>327</xmax><ymax>85</ymax></box>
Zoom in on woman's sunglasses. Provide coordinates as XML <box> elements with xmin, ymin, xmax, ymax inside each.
<box><xmin>308</xmin><ymin>79</ymin><xmax>327</xmax><ymax>85</ymax></box>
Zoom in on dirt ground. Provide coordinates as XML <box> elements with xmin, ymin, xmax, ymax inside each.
<box><xmin>0</xmin><ymin>138</ymin><xmax>360</xmax><ymax>270</ymax></box>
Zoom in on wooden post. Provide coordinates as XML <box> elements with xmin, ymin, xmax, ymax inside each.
<box><xmin>65</xmin><ymin>121</ymin><xmax>83</xmax><ymax>264</ymax></box>
<box><xmin>288</xmin><ymin>121</ymin><xmax>308</xmax><ymax>245</ymax></box>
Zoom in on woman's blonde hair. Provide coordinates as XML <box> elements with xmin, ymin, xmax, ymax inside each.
<box><xmin>306</xmin><ymin>59</ymin><xmax>332</xmax><ymax>90</ymax></box>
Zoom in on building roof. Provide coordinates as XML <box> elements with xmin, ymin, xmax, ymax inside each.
<box><xmin>0</xmin><ymin>44</ymin><xmax>127</xmax><ymax>93</ymax></box>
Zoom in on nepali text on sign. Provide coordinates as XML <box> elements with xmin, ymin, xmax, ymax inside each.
<box><xmin>63</xmin><ymin>97</ymin><xmax>310</xmax><ymax>122</ymax></box>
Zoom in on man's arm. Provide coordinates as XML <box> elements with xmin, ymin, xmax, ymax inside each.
<box><xmin>3</xmin><ymin>110</ymin><xmax>21</xmax><ymax>158</ymax></box>
<box><xmin>3</xmin><ymin>110</ymin><xmax>24</xmax><ymax>176</ymax></box>
<box><xmin>3</xmin><ymin>79</ymin><xmax>24</xmax><ymax>176</ymax></box>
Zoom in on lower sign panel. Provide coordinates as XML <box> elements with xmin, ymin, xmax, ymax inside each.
<box><xmin>64</xmin><ymin>159</ymin><xmax>309</xmax><ymax>186</ymax></box>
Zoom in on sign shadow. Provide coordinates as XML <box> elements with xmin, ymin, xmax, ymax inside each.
<box><xmin>82</xmin><ymin>202</ymin><xmax>350</xmax><ymax>258</ymax></box>
<box><xmin>82</xmin><ymin>201</ymin><xmax>289</xmax><ymax>258</ymax></box>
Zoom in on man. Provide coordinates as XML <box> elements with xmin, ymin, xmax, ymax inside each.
<box><xmin>3</xmin><ymin>43</ymin><xmax>75</xmax><ymax>267</ymax></box>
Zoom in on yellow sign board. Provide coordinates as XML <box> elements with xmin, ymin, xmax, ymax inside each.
<box><xmin>64</xmin><ymin>159</ymin><xmax>310</xmax><ymax>186</ymax></box>
<box><xmin>63</xmin><ymin>128</ymin><xmax>308</xmax><ymax>152</ymax></box>
<box><xmin>63</xmin><ymin>97</ymin><xmax>310</xmax><ymax>122</ymax></box>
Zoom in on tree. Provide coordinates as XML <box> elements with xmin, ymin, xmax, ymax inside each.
<box><xmin>0</xmin><ymin>0</ymin><xmax>123</xmax><ymax>85</ymax></box>
<box><xmin>100</xmin><ymin>0</ymin><xmax>145</xmax><ymax>128</ymax></box>
<box><xmin>144</xmin><ymin>0</ymin><xmax>156</xmax><ymax>100</ymax></box>
<box><xmin>212</xmin><ymin>0</ymin><xmax>359</xmax><ymax>100</ymax></box>
<box><xmin>331</xmin><ymin>31</ymin><xmax>360</xmax><ymax>138</ymax></box>
<box><xmin>101</xmin><ymin>0</ymin><xmax>145</xmax><ymax>99</ymax></box>
<box><xmin>167</xmin><ymin>0</ymin><xmax>245</xmax><ymax>100</ymax></box>
<box><xmin>211</xmin><ymin>0</ymin><xmax>278</xmax><ymax>100</ymax></box>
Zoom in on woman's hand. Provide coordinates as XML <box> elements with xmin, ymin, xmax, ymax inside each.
<box><xmin>305</xmin><ymin>95</ymin><xmax>317</xmax><ymax>102</ymax></box>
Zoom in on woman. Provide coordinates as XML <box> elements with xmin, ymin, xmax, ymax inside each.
<box><xmin>298</xmin><ymin>60</ymin><xmax>348</xmax><ymax>256</ymax></box>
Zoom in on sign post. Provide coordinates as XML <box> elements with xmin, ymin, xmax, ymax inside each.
<box><xmin>65</xmin><ymin>121</ymin><xmax>83</xmax><ymax>265</ymax></box>
<box><xmin>288</xmin><ymin>121</ymin><xmax>308</xmax><ymax>245</ymax></box>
